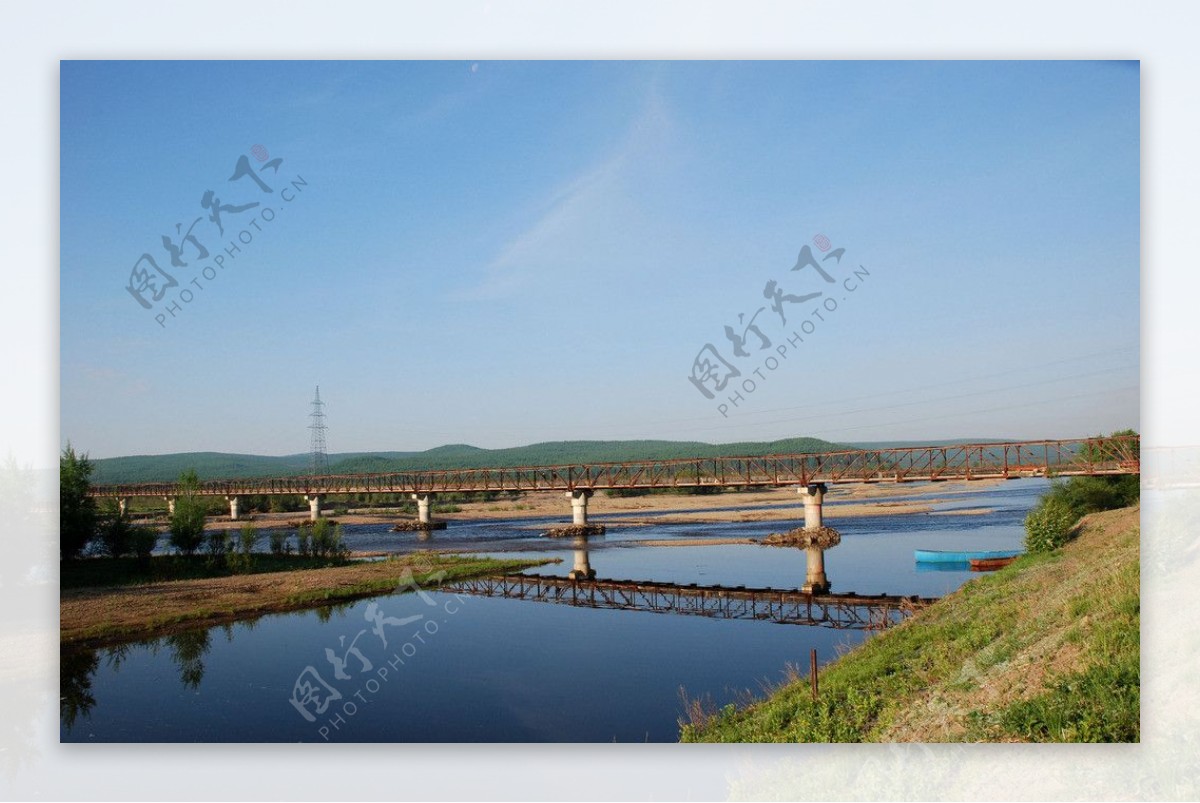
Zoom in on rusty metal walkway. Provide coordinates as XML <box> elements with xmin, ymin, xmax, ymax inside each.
<box><xmin>89</xmin><ymin>436</ymin><xmax>1139</xmax><ymax>499</ymax></box>
<box><xmin>439</xmin><ymin>573</ymin><xmax>935</xmax><ymax>630</ymax></box>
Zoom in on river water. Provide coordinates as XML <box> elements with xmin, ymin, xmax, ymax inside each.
<box><xmin>60</xmin><ymin>479</ymin><xmax>1047</xmax><ymax>742</ymax></box>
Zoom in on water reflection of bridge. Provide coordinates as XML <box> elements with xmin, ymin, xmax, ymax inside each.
<box><xmin>441</xmin><ymin>574</ymin><xmax>934</xmax><ymax>630</ymax></box>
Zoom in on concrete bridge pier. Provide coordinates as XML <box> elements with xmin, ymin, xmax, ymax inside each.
<box><xmin>117</xmin><ymin>497</ymin><xmax>129</xmax><ymax>516</ymax></box>
<box><xmin>799</xmin><ymin>483</ymin><xmax>827</xmax><ymax>531</ymax></box>
<box><xmin>412</xmin><ymin>493</ymin><xmax>435</xmax><ymax>525</ymax></box>
<box><xmin>227</xmin><ymin>495</ymin><xmax>241</xmax><ymax>521</ymax></box>
<box><xmin>305</xmin><ymin>494</ymin><xmax>323</xmax><ymax>521</ymax></box>
<box><xmin>802</xmin><ymin>546</ymin><xmax>830</xmax><ymax>595</ymax></box>
<box><xmin>164</xmin><ymin>496</ymin><xmax>176</xmax><ymax>516</ymax></box>
<box><xmin>568</xmin><ymin>534</ymin><xmax>596</xmax><ymax>580</ymax></box>
<box><xmin>568</xmin><ymin>489</ymin><xmax>593</xmax><ymax>525</ymax></box>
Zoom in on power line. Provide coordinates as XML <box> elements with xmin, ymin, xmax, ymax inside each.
<box><xmin>680</xmin><ymin>345</ymin><xmax>1140</xmax><ymax>424</ymax></box>
<box><xmin>659</xmin><ymin>364</ymin><xmax>1139</xmax><ymax>437</ymax></box>
<box><xmin>807</xmin><ymin>384</ymin><xmax>1138</xmax><ymax>438</ymax></box>
<box><xmin>421</xmin><ymin>363</ymin><xmax>1136</xmax><ymax>443</ymax></box>
<box><xmin>374</xmin><ymin>345</ymin><xmax>1139</xmax><ymax>442</ymax></box>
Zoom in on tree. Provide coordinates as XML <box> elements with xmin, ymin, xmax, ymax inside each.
<box><xmin>96</xmin><ymin>501</ymin><xmax>135</xmax><ymax>558</ymax></box>
<box><xmin>130</xmin><ymin>527</ymin><xmax>158</xmax><ymax>568</ymax></box>
<box><xmin>60</xmin><ymin>443</ymin><xmax>97</xmax><ymax>560</ymax></box>
<box><xmin>169</xmin><ymin>469</ymin><xmax>207</xmax><ymax>557</ymax></box>
<box><xmin>1078</xmin><ymin>428</ymin><xmax>1140</xmax><ymax>467</ymax></box>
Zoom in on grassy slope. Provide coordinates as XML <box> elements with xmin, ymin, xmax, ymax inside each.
<box><xmin>682</xmin><ymin>505</ymin><xmax>1140</xmax><ymax>743</ymax></box>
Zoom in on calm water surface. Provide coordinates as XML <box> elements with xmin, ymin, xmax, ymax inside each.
<box><xmin>61</xmin><ymin>479</ymin><xmax>1046</xmax><ymax>742</ymax></box>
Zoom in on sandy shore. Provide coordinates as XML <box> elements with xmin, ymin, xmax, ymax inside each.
<box><xmin>184</xmin><ymin>478</ymin><xmax>1005</xmax><ymax>530</ymax></box>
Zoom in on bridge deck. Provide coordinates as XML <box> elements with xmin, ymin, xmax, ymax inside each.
<box><xmin>88</xmin><ymin>436</ymin><xmax>1140</xmax><ymax>498</ymax></box>
<box><xmin>441</xmin><ymin>573</ymin><xmax>935</xmax><ymax>630</ymax></box>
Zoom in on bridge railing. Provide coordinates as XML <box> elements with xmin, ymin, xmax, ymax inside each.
<box><xmin>87</xmin><ymin>435</ymin><xmax>1140</xmax><ymax>498</ymax></box>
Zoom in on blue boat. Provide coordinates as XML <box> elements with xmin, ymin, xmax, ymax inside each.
<box><xmin>914</xmin><ymin>549</ymin><xmax>1022</xmax><ymax>564</ymax></box>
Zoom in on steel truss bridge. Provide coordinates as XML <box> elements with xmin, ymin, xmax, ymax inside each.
<box><xmin>440</xmin><ymin>574</ymin><xmax>934</xmax><ymax>630</ymax></box>
<box><xmin>88</xmin><ymin>436</ymin><xmax>1140</xmax><ymax>499</ymax></box>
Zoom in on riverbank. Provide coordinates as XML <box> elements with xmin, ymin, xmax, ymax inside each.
<box><xmin>681</xmin><ymin>504</ymin><xmax>1140</xmax><ymax>742</ymax></box>
<box><xmin>61</xmin><ymin>553</ymin><xmax>553</xmax><ymax>650</ymax></box>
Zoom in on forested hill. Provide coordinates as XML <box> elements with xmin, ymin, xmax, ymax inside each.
<box><xmin>89</xmin><ymin>451</ymin><xmax>415</xmax><ymax>484</ymax></box>
<box><xmin>89</xmin><ymin>437</ymin><xmax>842</xmax><ymax>484</ymax></box>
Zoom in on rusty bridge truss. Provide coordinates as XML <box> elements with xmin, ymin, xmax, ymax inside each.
<box><xmin>440</xmin><ymin>574</ymin><xmax>933</xmax><ymax>630</ymax></box>
<box><xmin>89</xmin><ymin>435</ymin><xmax>1140</xmax><ymax>499</ymax></box>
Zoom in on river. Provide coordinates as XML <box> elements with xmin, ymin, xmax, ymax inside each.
<box><xmin>60</xmin><ymin>479</ymin><xmax>1046</xmax><ymax>742</ymax></box>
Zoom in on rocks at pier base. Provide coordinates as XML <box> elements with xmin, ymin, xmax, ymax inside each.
<box><xmin>763</xmin><ymin>526</ymin><xmax>842</xmax><ymax>549</ymax></box>
<box><xmin>567</xmin><ymin>568</ymin><xmax>598</xmax><ymax>580</ymax></box>
<box><xmin>545</xmin><ymin>524</ymin><xmax>607</xmax><ymax>538</ymax></box>
<box><xmin>391</xmin><ymin>521</ymin><xmax>448</xmax><ymax>532</ymax></box>
<box><xmin>286</xmin><ymin>518</ymin><xmax>340</xmax><ymax>529</ymax></box>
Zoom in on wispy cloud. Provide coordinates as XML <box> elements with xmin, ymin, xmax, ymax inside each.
<box><xmin>457</xmin><ymin>88</ymin><xmax>673</xmax><ymax>301</ymax></box>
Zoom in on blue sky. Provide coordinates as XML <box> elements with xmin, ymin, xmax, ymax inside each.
<box><xmin>60</xmin><ymin>60</ymin><xmax>1139</xmax><ymax>458</ymax></box>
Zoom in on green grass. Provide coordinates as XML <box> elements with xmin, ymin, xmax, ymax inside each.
<box><xmin>681</xmin><ymin>506</ymin><xmax>1140</xmax><ymax>743</ymax></box>
<box><xmin>61</xmin><ymin>554</ymin><xmax>356</xmax><ymax>589</ymax></box>
<box><xmin>976</xmin><ymin>559</ymin><xmax>1140</xmax><ymax>742</ymax></box>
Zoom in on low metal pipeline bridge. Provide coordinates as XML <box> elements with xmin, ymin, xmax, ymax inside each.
<box><xmin>90</xmin><ymin>436</ymin><xmax>1139</xmax><ymax>499</ymax></box>
<box><xmin>440</xmin><ymin>574</ymin><xmax>935</xmax><ymax>631</ymax></box>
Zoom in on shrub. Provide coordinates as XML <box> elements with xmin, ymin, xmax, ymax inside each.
<box><xmin>238</xmin><ymin>523</ymin><xmax>258</xmax><ymax>555</ymax></box>
<box><xmin>1024</xmin><ymin>445</ymin><xmax>1140</xmax><ymax>555</ymax></box>
<box><xmin>310</xmin><ymin>518</ymin><xmax>348</xmax><ymax>559</ymax></box>
<box><xmin>96</xmin><ymin>502</ymin><xmax>135</xmax><ymax>558</ymax></box>
<box><xmin>1024</xmin><ymin>496</ymin><xmax>1078</xmax><ymax>553</ymax></box>
<box><xmin>205</xmin><ymin>530</ymin><xmax>231</xmax><ymax>562</ymax></box>
<box><xmin>131</xmin><ymin>528</ymin><xmax>158</xmax><ymax>566</ymax></box>
<box><xmin>296</xmin><ymin>528</ymin><xmax>311</xmax><ymax>558</ymax></box>
<box><xmin>228</xmin><ymin>523</ymin><xmax>258</xmax><ymax>573</ymax></box>
<box><xmin>169</xmin><ymin>470</ymin><xmax>207</xmax><ymax>557</ymax></box>
<box><xmin>1056</xmin><ymin>431</ymin><xmax>1140</xmax><ymax>517</ymax></box>
<box><xmin>268</xmin><ymin>529</ymin><xmax>288</xmax><ymax>556</ymax></box>
<box><xmin>1048</xmin><ymin>475</ymin><xmax>1140</xmax><ymax>518</ymax></box>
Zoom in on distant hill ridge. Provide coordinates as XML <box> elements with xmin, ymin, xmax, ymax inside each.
<box><xmin>89</xmin><ymin>437</ymin><xmax>1007</xmax><ymax>484</ymax></box>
